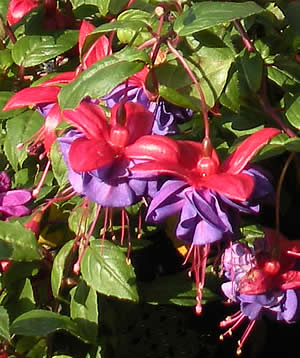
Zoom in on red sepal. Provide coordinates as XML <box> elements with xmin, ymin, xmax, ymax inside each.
<box><xmin>63</xmin><ymin>102</ymin><xmax>108</xmax><ymax>139</ymax></box>
<box><xmin>69</xmin><ymin>137</ymin><xmax>115</xmax><ymax>172</ymax></box>
<box><xmin>221</xmin><ymin>128</ymin><xmax>281</xmax><ymax>174</ymax></box>
<box><xmin>199</xmin><ymin>172</ymin><xmax>254</xmax><ymax>201</ymax></box>
<box><xmin>3</xmin><ymin>87</ymin><xmax>60</xmax><ymax>110</ymax></box>
<box><xmin>125</xmin><ymin>135</ymin><xmax>181</xmax><ymax>162</ymax></box>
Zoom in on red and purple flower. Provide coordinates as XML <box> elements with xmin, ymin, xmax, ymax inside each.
<box><xmin>125</xmin><ymin>127</ymin><xmax>280</xmax><ymax>312</ymax></box>
<box><xmin>220</xmin><ymin>229</ymin><xmax>300</xmax><ymax>355</ymax></box>
<box><xmin>58</xmin><ymin>101</ymin><xmax>155</xmax><ymax>208</ymax></box>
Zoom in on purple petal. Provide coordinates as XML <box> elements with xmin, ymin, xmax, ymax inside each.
<box><xmin>0</xmin><ymin>172</ymin><xmax>11</xmax><ymax>193</ymax></box>
<box><xmin>175</xmin><ymin>199</ymin><xmax>198</xmax><ymax>241</ymax></box>
<box><xmin>189</xmin><ymin>189</ymin><xmax>232</xmax><ymax>232</ymax></box>
<box><xmin>0</xmin><ymin>205</ymin><xmax>31</xmax><ymax>219</ymax></box>
<box><xmin>279</xmin><ymin>289</ymin><xmax>300</xmax><ymax>322</ymax></box>
<box><xmin>241</xmin><ymin>302</ymin><xmax>262</xmax><ymax>320</ymax></box>
<box><xmin>0</xmin><ymin>190</ymin><xmax>31</xmax><ymax>206</ymax></box>
<box><xmin>146</xmin><ymin>180</ymin><xmax>188</xmax><ymax>224</ymax></box>
<box><xmin>193</xmin><ymin>219</ymin><xmax>224</xmax><ymax>245</ymax></box>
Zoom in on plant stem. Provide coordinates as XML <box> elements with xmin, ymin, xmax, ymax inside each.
<box><xmin>233</xmin><ymin>20</ymin><xmax>255</xmax><ymax>53</ymax></box>
<box><xmin>167</xmin><ymin>40</ymin><xmax>210</xmax><ymax>138</ymax></box>
<box><xmin>258</xmin><ymin>80</ymin><xmax>297</xmax><ymax>138</ymax></box>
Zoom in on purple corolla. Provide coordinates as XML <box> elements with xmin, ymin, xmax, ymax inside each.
<box><xmin>0</xmin><ymin>172</ymin><xmax>31</xmax><ymax>220</ymax></box>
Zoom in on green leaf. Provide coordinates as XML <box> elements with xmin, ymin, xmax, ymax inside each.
<box><xmin>285</xmin><ymin>137</ymin><xmax>300</xmax><ymax>152</ymax></box>
<box><xmin>187</xmin><ymin>47</ymin><xmax>234</xmax><ymax>108</ymax></box>
<box><xmin>26</xmin><ymin>338</ymin><xmax>47</xmax><ymax>358</ymax></box>
<box><xmin>12</xmin><ymin>31</ymin><xmax>78</xmax><ymax>67</ymax></box>
<box><xmin>155</xmin><ymin>47</ymin><xmax>233</xmax><ymax>109</ymax></box>
<box><xmin>4</xmin><ymin>110</ymin><xmax>43</xmax><ymax>171</ymax></box>
<box><xmin>117</xmin><ymin>9</ymin><xmax>154</xmax><ymax>46</ymax></box>
<box><xmin>0</xmin><ymin>0</ymin><xmax>9</xmax><ymax>18</ymax></box>
<box><xmin>10</xmin><ymin>310</ymin><xmax>81</xmax><ymax>339</ymax></box>
<box><xmin>158</xmin><ymin>85</ymin><xmax>200</xmax><ymax>111</ymax></box>
<box><xmin>6</xmin><ymin>278</ymin><xmax>36</xmax><ymax>321</ymax></box>
<box><xmin>0</xmin><ymin>306</ymin><xmax>10</xmax><ymax>342</ymax></box>
<box><xmin>83</xmin><ymin>20</ymin><xmax>147</xmax><ymax>54</ymax></box>
<box><xmin>70</xmin><ymin>280</ymin><xmax>98</xmax><ymax>343</ymax></box>
<box><xmin>81</xmin><ymin>239</ymin><xmax>139</xmax><ymax>302</ymax></box>
<box><xmin>58</xmin><ymin>47</ymin><xmax>149</xmax><ymax>110</ymax></box>
<box><xmin>50</xmin><ymin>141</ymin><xmax>68</xmax><ymax>187</ymax></box>
<box><xmin>174</xmin><ymin>1</ymin><xmax>264</xmax><ymax>36</ymax></box>
<box><xmin>286</xmin><ymin>93</ymin><xmax>300</xmax><ymax>130</ymax></box>
<box><xmin>51</xmin><ymin>240</ymin><xmax>74</xmax><ymax>298</ymax></box>
<box><xmin>0</xmin><ymin>221</ymin><xmax>41</xmax><ymax>261</ymax></box>
<box><xmin>109</xmin><ymin>0</ymin><xmax>129</xmax><ymax>15</ymax></box>
<box><xmin>0</xmin><ymin>49</ymin><xmax>13</xmax><ymax>70</ymax></box>
<box><xmin>0</xmin><ymin>92</ymin><xmax>25</xmax><ymax>119</ymax></box>
<box><xmin>239</xmin><ymin>50</ymin><xmax>263</xmax><ymax>92</ymax></box>
<box><xmin>140</xmin><ymin>271</ymin><xmax>219</xmax><ymax>306</ymax></box>
<box><xmin>220</xmin><ymin>71</ymin><xmax>241</xmax><ymax>112</ymax></box>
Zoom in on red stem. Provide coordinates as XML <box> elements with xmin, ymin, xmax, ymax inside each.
<box><xmin>233</xmin><ymin>20</ymin><xmax>255</xmax><ymax>53</ymax></box>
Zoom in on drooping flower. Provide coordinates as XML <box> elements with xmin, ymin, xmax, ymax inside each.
<box><xmin>104</xmin><ymin>67</ymin><xmax>193</xmax><ymax>135</ymax></box>
<box><xmin>125</xmin><ymin>128</ymin><xmax>281</xmax><ymax>313</ymax></box>
<box><xmin>58</xmin><ymin>100</ymin><xmax>155</xmax><ymax>208</ymax></box>
<box><xmin>220</xmin><ymin>231</ymin><xmax>300</xmax><ymax>355</ymax></box>
<box><xmin>0</xmin><ymin>172</ymin><xmax>32</xmax><ymax>220</ymax></box>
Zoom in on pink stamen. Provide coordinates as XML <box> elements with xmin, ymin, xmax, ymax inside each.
<box><xmin>73</xmin><ymin>202</ymin><xmax>101</xmax><ymax>275</ymax></box>
<box><xmin>184</xmin><ymin>243</ymin><xmax>210</xmax><ymax>315</ymax></box>
<box><xmin>121</xmin><ymin>208</ymin><xmax>126</xmax><ymax>245</ymax></box>
<box><xmin>137</xmin><ymin>211</ymin><xmax>142</xmax><ymax>238</ymax></box>
<box><xmin>236</xmin><ymin>320</ymin><xmax>256</xmax><ymax>355</ymax></box>
<box><xmin>102</xmin><ymin>208</ymin><xmax>109</xmax><ymax>239</ymax></box>
<box><xmin>219</xmin><ymin>312</ymin><xmax>245</xmax><ymax>339</ymax></box>
<box><xmin>219</xmin><ymin>310</ymin><xmax>244</xmax><ymax>329</ymax></box>
<box><xmin>32</xmin><ymin>159</ymin><xmax>51</xmax><ymax>198</ymax></box>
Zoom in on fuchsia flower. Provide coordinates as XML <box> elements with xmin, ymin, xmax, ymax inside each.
<box><xmin>7</xmin><ymin>0</ymin><xmax>39</xmax><ymax>26</ymax></box>
<box><xmin>2</xmin><ymin>20</ymin><xmax>111</xmax><ymax>156</ymax></box>
<box><xmin>0</xmin><ymin>172</ymin><xmax>31</xmax><ymax>220</ymax></box>
<box><xmin>58</xmin><ymin>100</ymin><xmax>155</xmax><ymax>207</ymax></box>
<box><xmin>220</xmin><ymin>228</ymin><xmax>300</xmax><ymax>355</ymax></box>
<box><xmin>125</xmin><ymin>127</ymin><xmax>281</xmax><ymax>313</ymax></box>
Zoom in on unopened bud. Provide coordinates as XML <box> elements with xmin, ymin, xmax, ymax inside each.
<box><xmin>155</xmin><ymin>6</ymin><xmax>164</xmax><ymax>17</ymax></box>
<box><xmin>116</xmin><ymin>102</ymin><xmax>126</xmax><ymax>126</ymax></box>
<box><xmin>25</xmin><ymin>211</ymin><xmax>43</xmax><ymax>237</ymax></box>
<box><xmin>202</xmin><ymin>137</ymin><xmax>212</xmax><ymax>157</ymax></box>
